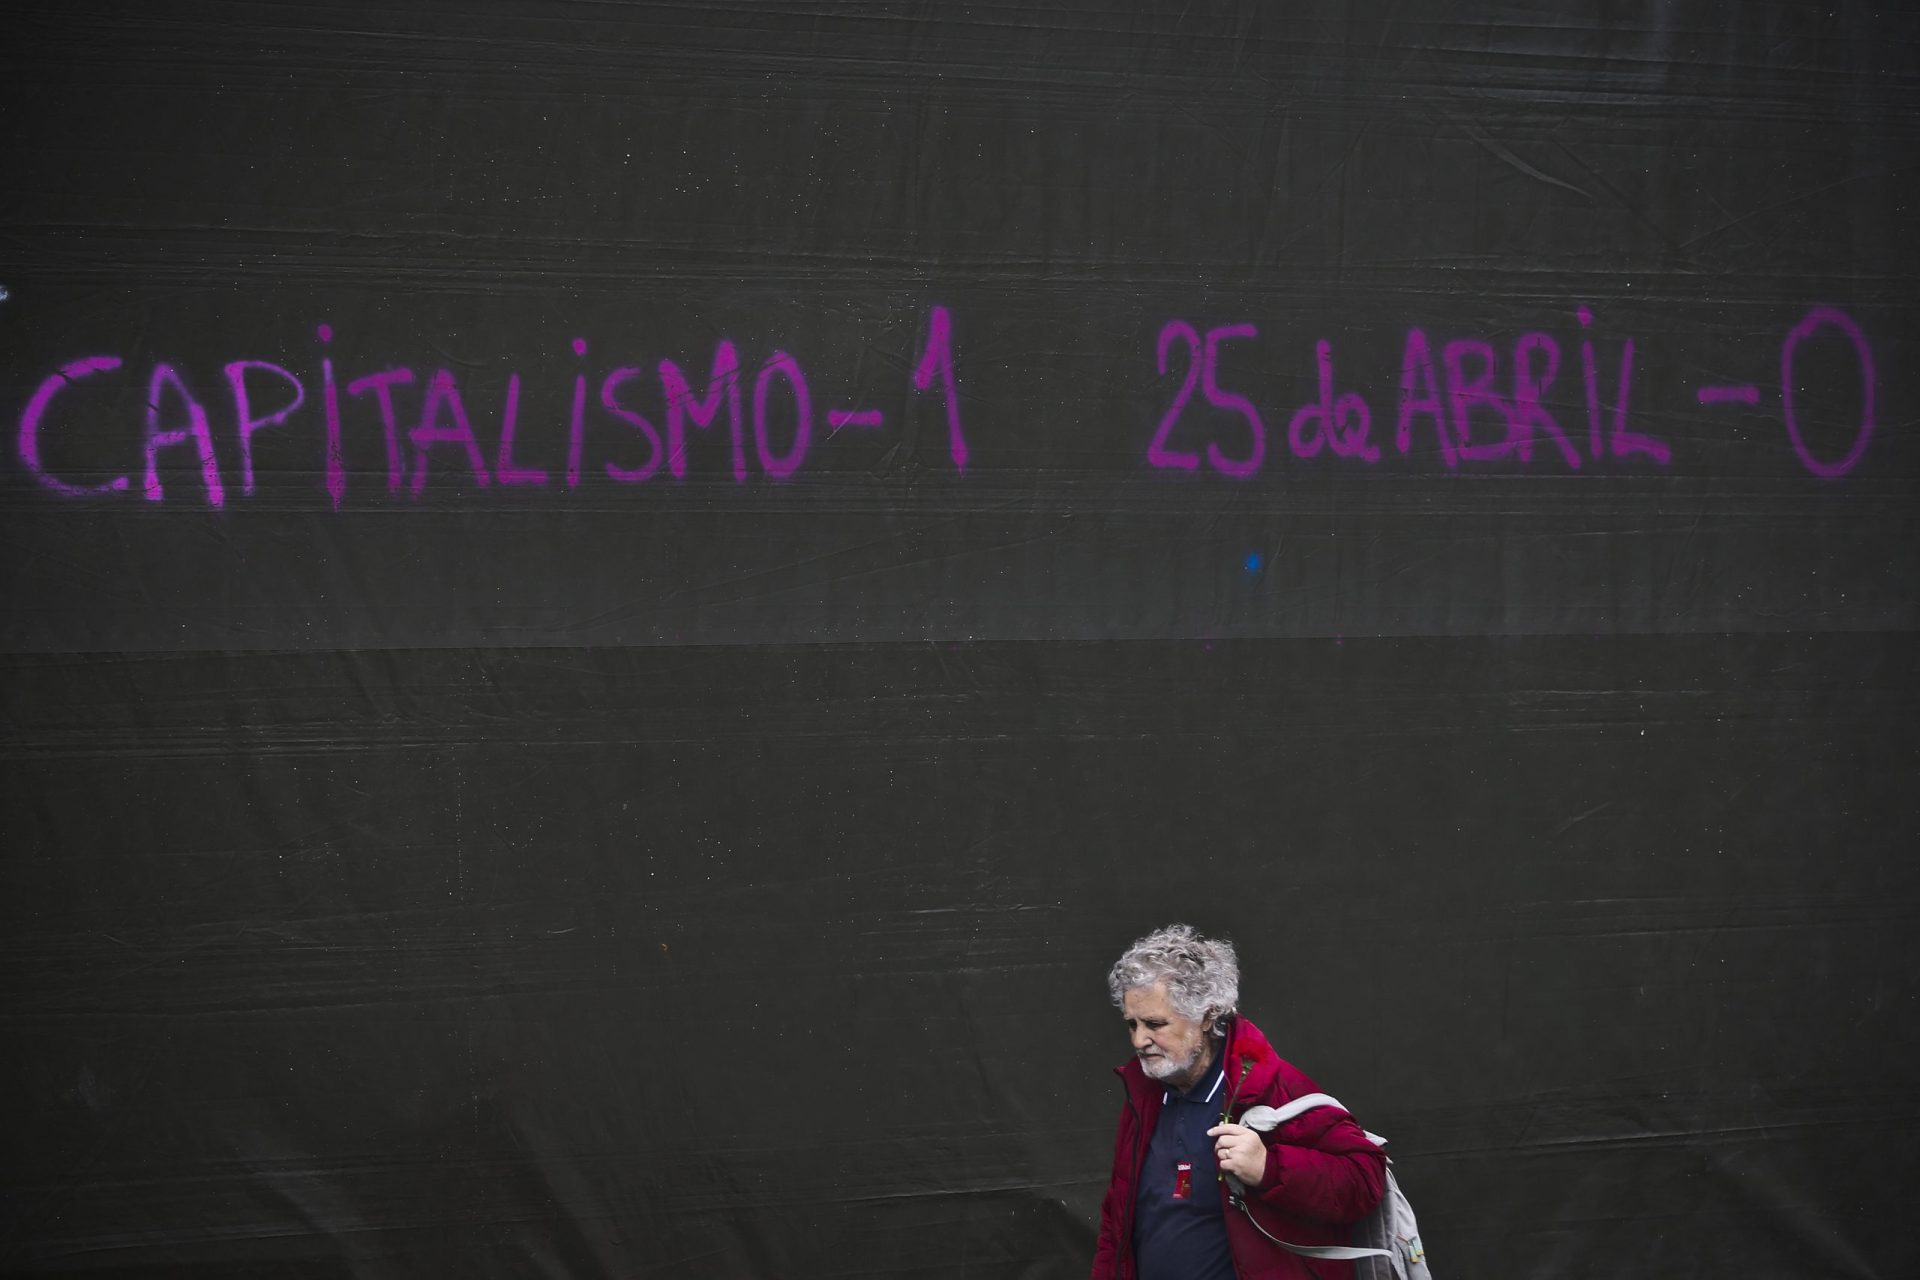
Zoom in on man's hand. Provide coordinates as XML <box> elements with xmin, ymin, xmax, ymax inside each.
<box><xmin>1206</xmin><ymin>1122</ymin><xmax>1267</xmax><ymax>1185</ymax></box>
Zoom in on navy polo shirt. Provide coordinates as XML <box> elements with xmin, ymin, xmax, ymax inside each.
<box><xmin>1132</xmin><ymin>1048</ymin><xmax>1235</xmax><ymax>1280</ymax></box>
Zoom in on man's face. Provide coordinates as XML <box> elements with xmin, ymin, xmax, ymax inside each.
<box><xmin>1122</xmin><ymin>982</ymin><xmax>1213</xmax><ymax>1086</ymax></box>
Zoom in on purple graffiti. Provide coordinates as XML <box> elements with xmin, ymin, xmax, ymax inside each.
<box><xmin>911</xmin><ymin>305</ymin><xmax>969</xmax><ymax>471</ymax></box>
<box><xmin>17</xmin><ymin>355</ymin><xmax>131</xmax><ymax>495</ymax></box>
<box><xmin>319</xmin><ymin>324</ymin><xmax>347</xmax><ymax>508</ymax></box>
<box><xmin>1150</xmin><ymin>309</ymin><xmax>1683</xmax><ymax>476</ymax></box>
<box><xmin>1571</xmin><ymin>306</ymin><xmax>1667</xmax><ymax>465</ymax></box>
<box><xmin>600</xmin><ymin>366</ymin><xmax>664</xmax><ymax>484</ymax></box>
<box><xmin>753</xmin><ymin>351</ymin><xmax>812</xmax><ymax>481</ymax></box>
<box><xmin>659</xmin><ymin>341</ymin><xmax>745</xmax><ymax>482</ymax></box>
<box><xmin>408</xmin><ymin>369</ymin><xmax>494</xmax><ymax>497</ymax></box>
<box><xmin>1148</xmin><ymin>320</ymin><xmax>1202</xmax><ymax>471</ymax></box>
<box><xmin>1288</xmin><ymin>339</ymin><xmax>1376</xmax><ymax>463</ymax></box>
<box><xmin>1443</xmin><ymin>338</ymin><xmax>1514</xmax><ymax>462</ymax></box>
<box><xmin>565</xmin><ymin>339</ymin><xmax>592</xmax><ymax>488</ymax></box>
<box><xmin>1780</xmin><ymin>305</ymin><xmax>1874</xmax><ymax>480</ymax></box>
<box><xmin>1510</xmin><ymin>333</ymin><xmax>1580</xmax><ymax>468</ymax></box>
<box><xmin>1201</xmin><ymin>324</ymin><xmax>1264</xmax><ymax>478</ymax></box>
<box><xmin>1148</xmin><ymin>321</ymin><xmax>1269</xmax><ymax>477</ymax></box>
<box><xmin>14</xmin><ymin>309</ymin><xmax>968</xmax><ymax>505</ymax></box>
<box><xmin>492</xmin><ymin>375</ymin><xmax>547</xmax><ymax>487</ymax></box>
<box><xmin>344</xmin><ymin>367</ymin><xmax>414</xmax><ymax>495</ymax></box>
<box><xmin>224</xmin><ymin>360</ymin><xmax>306</xmax><ymax>496</ymax></box>
<box><xmin>143</xmin><ymin>363</ymin><xmax>224</xmax><ymax>506</ymax></box>
<box><xmin>1395</xmin><ymin>328</ymin><xmax>1458</xmax><ymax>470</ymax></box>
<box><xmin>7</xmin><ymin>302</ymin><xmax>1876</xmax><ymax>503</ymax></box>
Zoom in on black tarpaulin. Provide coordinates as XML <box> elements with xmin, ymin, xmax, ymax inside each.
<box><xmin>2</xmin><ymin>3</ymin><xmax>1916</xmax><ymax>1277</ymax></box>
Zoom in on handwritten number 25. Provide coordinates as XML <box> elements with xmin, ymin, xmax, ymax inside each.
<box><xmin>1148</xmin><ymin>321</ymin><xmax>1265</xmax><ymax>477</ymax></box>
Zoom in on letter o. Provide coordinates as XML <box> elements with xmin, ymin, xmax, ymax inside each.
<box><xmin>753</xmin><ymin>351</ymin><xmax>812</xmax><ymax>480</ymax></box>
<box><xmin>1780</xmin><ymin>306</ymin><xmax>1874</xmax><ymax>479</ymax></box>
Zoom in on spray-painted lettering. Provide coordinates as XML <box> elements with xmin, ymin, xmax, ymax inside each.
<box><xmin>8</xmin><ymin>305</ymin><xmax>1877</xmax><ymax>502</ymax></box>
<box><xmin>1779</xmin><ymin>306</ymin><xmax>1875</xmax><ymax>480</ymax></box>
<box><xmin>1147</xmin><ymin>305</ymin><xmax>1867</xmax><ymax>479</ymax></box>
<box><xmin>12</xmin><ymin>307</ymin><xmax>967</xmax><ymax>507</ymax></box>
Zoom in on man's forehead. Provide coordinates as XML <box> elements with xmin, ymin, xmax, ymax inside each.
<box><xmin>1122</xmin><ymin>983</ymin><xmax>1175</xmax><ymax>1017</ymax></box>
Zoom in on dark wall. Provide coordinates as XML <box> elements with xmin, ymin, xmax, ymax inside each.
<box><xmin>3</xmin><ymin>4</ymin><xmax>1915</xmax><ymax>1277</ymax></box>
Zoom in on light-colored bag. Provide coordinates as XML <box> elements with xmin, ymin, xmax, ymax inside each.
<box><xmin>1228</xmin><ymin>1093</ymin><xmax>1432</xmax><ymax>1280</ymax></box>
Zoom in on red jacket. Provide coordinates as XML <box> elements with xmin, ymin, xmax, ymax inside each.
<box><xmin>1090</xmin><ymin>1016</ymin><xmax>1386</xmax><ymax>1280</ymax></box>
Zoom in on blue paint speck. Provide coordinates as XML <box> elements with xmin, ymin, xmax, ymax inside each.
<box><xmin>1243</xmin><ymin>552</ymin><xmax>1262</xmax><ymax>574</ymax></box>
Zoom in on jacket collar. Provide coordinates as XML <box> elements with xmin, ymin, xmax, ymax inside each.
<box><xmin>1213</xmin><ymin>1015</ymin><xmax>1285</xmax><ymax>1117</ymax></box>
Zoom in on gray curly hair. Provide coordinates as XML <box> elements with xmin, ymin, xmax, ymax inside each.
<box><xmin>1107</xmin><ymin>923</ymin><xmax>1240</xmax><ymax>1036</ymax></box>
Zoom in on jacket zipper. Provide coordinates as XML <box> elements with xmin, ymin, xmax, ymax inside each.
<box><xmin>1122</xmin><ymin>1086</ymin><xmax>1146</xmax><ymax>1280</ymax></box>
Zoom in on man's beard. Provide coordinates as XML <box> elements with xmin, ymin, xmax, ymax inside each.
<box><xmin>1138</xmin><ymin>1042</ymin><xmax>1202</xmax><ymax>1083</ymax></box>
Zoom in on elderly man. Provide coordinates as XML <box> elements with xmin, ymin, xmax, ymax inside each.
<box><xmin>1091</xmin><ymin>924</ymin><xmax>1386</xmax><ymax>1280</ymax></box>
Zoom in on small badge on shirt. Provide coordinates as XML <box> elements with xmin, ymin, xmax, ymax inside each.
<box><xmin>1171</xmin><ymin>1160</ymin><xmax>1193</xmax><ymax>1201</ymax></box>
